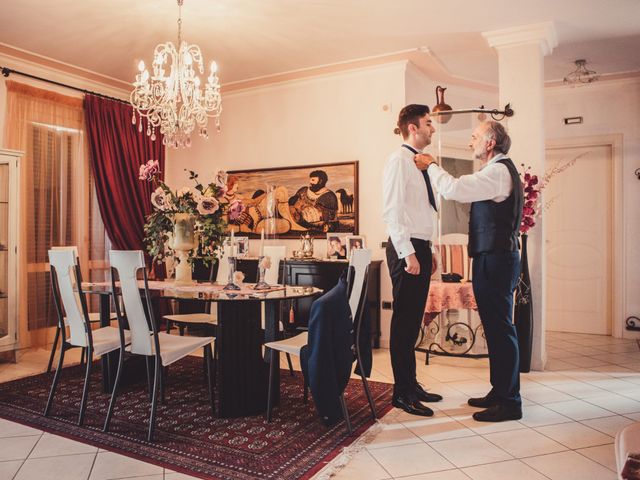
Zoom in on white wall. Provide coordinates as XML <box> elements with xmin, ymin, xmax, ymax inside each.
<box><xmin>167</xmin><ymin>62</ymin><xmax>407</xmax><ymax>346</ymax></box>
<box><xmin>545</xmin><ymin>78</ymin><xmax>640</xmax><ymax>338</ymax></box>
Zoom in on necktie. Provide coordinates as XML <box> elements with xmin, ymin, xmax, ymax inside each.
<box><xmin>402</xmin><ymin>144</ymin><xmax>438</xmax><ymax>212</ymax></box>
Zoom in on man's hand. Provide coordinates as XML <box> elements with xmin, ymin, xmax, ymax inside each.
<box><xmin>414</xmin><ymin>153</ymin><xmax>437</xmax><ymax>171</ymax></box>
<box><xmin>404</xmin><ymin>253</ymin><xmax>420</xmax><ymax>275</ymax></box>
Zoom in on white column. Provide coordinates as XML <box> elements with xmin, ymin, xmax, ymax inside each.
<box><xmin>482</xmin><ymin>23</ymin><xmax>557</xmax><ymax>371</ymax></box>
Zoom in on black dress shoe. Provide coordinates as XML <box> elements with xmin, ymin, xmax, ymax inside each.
<box><xmin>472</xmin><ymin>404</ymin><xmax>522</xmax><ymax>422</ymax></box>
<box><xmin>415</xmin><ymin>384</ymin><xmax>443</xmax><ymax>403</ymax></box>
<box><xmin>392</xmin><ymin>395</ymin><xmax>434</xmax><ymax>417</ymax></box>
<box><xmin>467</xmin><ymin>393</ymin><xmax>498</xmax><ymax>409</ymax></box>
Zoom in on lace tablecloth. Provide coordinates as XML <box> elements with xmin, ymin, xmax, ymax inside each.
<box><xmin>425</xmin><ymin>280</ymin><xmax>477</xmax><ymax>314</ymax></box>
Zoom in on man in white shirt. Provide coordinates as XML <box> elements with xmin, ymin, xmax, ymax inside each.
<box><xmin>416</xmin><ymin>121</ymin><xmax>523</xmax><ymax>422</ymax></box>
<box><xmin>382</xmin><ymin>104</ymin><xmax>443</xmax><ymax>417</ymax></box>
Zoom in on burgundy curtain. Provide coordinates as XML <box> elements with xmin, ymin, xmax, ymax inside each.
<box><xmin>84</xmin><ymin>95</ymin><xmax>165</xmax><ymax>254</ymax></box>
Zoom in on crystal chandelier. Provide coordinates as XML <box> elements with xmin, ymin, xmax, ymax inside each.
<box><xmin>130</xmin><ymin>0</ymin><xmax>222</xmax><ymax>148</ymax></box>
<box><xmin>563</xmin><ymin>59</ymin><xmax>599</xmax><ymax>86</ymax></box>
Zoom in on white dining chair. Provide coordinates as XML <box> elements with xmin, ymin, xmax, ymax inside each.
<box><xmin>104</xmin><ymin>250</ymin><xmax>215</xmax><ymax>442</ymax></box>
<box><xmin>44</xmin><ymin>249</ymin><xmax>131</xmax><ymax>426</ymax></box>
<box><xmin>46</xmin><ymin>246</ymin><xmax>118</xmax><ymax>373</ymax></box>
<box><xmin>163</xmin><ymin>244</ymin><xmax>230</xmax><ymax>333</ymax></box>
<box><xmin>263</xmin><ymin>249</ymin><xmax>376</xmax><ymax>432</ymax></box>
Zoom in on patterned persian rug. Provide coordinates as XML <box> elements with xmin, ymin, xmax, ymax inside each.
<box><xmin>0</xmin><ymin>357</ymin><xmax>393</xmax><ymax>480</ymax></box>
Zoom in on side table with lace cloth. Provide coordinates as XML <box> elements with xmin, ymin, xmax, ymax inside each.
<box><xmin>415</xmin><ymin>241</ymin><xmax>488</xmax><ymax>363</ymax></box>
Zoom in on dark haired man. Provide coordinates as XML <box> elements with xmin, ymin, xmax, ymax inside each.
<box><xmin>289</xmin><ymin>169</ymin><xmax>339</xmax><ymax>232</ymax></box>
<box><xmin>415</xmin><ymin>120</ymin><xmax>523</xmax><ymax>422</ymax></box>
<box><xmin>382</xmin><ymin>104</ymin><xmax>442</xmax><ymax>417</ymax></box>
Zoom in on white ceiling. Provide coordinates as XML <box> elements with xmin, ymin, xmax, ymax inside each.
<box><xmin>1</xmin><ymin>0</ymin><xmax>639</xmax><ymax>88</ymax></box>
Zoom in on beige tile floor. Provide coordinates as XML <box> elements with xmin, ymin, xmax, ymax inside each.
<box><xmin>1</xmin><ymin>331</ymin><xmax>638</xmax><ymax>479</ymax></box>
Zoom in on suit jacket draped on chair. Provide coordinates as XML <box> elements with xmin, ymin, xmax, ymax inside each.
<box><xmin>300</xmin><ymin>275</ymin><xmax>354</xmax><ymax>425</ymax></box>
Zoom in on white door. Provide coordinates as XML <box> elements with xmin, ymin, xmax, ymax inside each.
<box><xmin>544</xmin><ymin>144</ymin><xmax>612</xmax><ymax>334</ymax></box>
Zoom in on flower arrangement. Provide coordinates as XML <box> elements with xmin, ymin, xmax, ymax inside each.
<box><xmin>519</xmin><ymin>155</ymin><xmax>580</xmax><ymax>234</ymax></box>
<box><xmin>139</xmin><ymin>159</ymin><xmax>245</xmax><ymax>265</ymax></box>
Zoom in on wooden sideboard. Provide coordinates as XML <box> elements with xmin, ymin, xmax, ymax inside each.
<box><xmin>193</xmin><ymin>257</ymin><xmax>382</xmax><ymax>348</ymax></box>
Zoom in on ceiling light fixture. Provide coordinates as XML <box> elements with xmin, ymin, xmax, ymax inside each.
<box><xmin>130</xmin><ymin>0</ymin><xmax>222</xmax><ymax>148</ymax></box>
<box><xmin>563</xmin><ymin>59</ymin><xmax>598</xmax><ymax>86</ymax></box>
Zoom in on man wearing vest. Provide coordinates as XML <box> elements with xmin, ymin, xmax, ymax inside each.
<box><xmin>382</xmin><ymin>104</ymin><xmax>443</xmax><ymax>417</ymax></box>
<box><xmin>416</xmin><ymin>121</ymin><xmax>524</xmax><ymax>422</ymax></box>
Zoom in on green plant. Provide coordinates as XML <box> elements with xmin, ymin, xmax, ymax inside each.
<box><xmin>139</xmin><ymin>160</ymin><xmax>245</xmax><ymax>265</ymax></box>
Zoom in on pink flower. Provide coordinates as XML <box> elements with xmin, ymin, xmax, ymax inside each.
<box><xmin>260</xmin><ymin>256</ymin><xmax>272</xmax><ymax>270</ymax></box>
<box><xmin>213</xmin><ymin>169</ymin><xmax>228</xmax><ymax>189</ymax></box>
<box><xmin>139</xmin><ymin>159</ymin><xmax>160</xmax><ymax>181</ymax></box>
<box><xmin>228</xmin><ymin>199</ymin><xmax>245</xmax><ymax>221</ymax></box>
<box><xmin>197</xmin><ymin>197</ymin><xmax>219</xmax><ymax>215</ymax></box>
<box><xmin>150</xmin><ymin>187</ymin><xmax>171</xmax><ymax>211</ymax></box>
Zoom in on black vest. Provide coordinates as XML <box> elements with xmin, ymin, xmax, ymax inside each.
<box><xmin>468</xmin><ymin>158</ymin><xmax>523</xmax><ymax>258</ymax></box>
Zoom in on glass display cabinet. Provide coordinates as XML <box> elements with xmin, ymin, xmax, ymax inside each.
<box><xmin>0</xmin><ymin>149</ymin><xmax>21</xmax><ymax>362</ymax></box>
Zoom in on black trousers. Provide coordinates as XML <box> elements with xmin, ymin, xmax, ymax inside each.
<box><xmin>472</xmin><ymin>251</ymin><xmax>521</xmax><ymax>407</ymax></box>
<box><xmin>386</xmin><ymin>238</ymin><xmax>432</xmax><ymax>397</ymax></box>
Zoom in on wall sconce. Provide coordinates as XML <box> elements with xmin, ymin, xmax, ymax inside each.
<box><xmin>635</xmin><ymin>168</ymin><xmax>640</xmax><ymax>180</ymax></box>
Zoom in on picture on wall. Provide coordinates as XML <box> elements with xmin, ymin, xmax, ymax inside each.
<box><xmin>226</xmin><ymin>161</ymin><xmax>358</xmax><ymax>238</ymax></box>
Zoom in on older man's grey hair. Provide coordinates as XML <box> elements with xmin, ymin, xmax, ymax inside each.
<box><xmin>483</xmin><ymin>121</ymin><xmax>511</xmax><ymax>155</ymax></box>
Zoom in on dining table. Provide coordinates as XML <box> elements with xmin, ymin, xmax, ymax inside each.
<box><xmin>82</xmin><ymin>280</ymin><xmax>322</xmax><ymax>418</ymax></box>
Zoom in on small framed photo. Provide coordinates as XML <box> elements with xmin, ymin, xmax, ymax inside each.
<box><xmin>326</xmin><ymin>233</ymin><xmax>349</xmax><ymax>260</ymax></box>
<box><xmin>346</xmin><ymin>235</ymin><xmax>366</xmax><ymax>258</ymax></box>
<box><xmin>235</xmin><ymin>236</ymin><xmax>249</xmax><ymax>257</ymax></box>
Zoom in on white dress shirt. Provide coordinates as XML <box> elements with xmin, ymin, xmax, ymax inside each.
<box><xmin>382</xmin><ymin>145</ymin><xmax>436</xmax><ymax>259</ymax></box>
<box><xmin>427</xmin><ymin>153</ymin><xmax>513</xmax><ymax>203</ymax></box>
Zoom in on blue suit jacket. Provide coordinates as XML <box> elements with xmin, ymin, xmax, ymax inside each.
<box><xmin>300</xmin><ymin>275</ymin><xmax>354</xmax><ymax>425</ymax></box>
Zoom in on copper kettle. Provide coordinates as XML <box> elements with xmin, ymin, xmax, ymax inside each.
<box><xmin>432</xmin><ymin>86</ymin><xmax>452</xmax><ymax>124</ymax></box>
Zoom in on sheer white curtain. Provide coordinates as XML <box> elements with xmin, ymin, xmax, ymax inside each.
<box><xmin>3</xmin><ymin>81</ymin><xmax>109</xmax><ymax>348</ymax></box>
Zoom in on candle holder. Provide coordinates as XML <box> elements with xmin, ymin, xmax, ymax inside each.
<box><xmin>254</xmin><ymin>255</ymin><xmax>271</xmax><ymax>290</ymax></box>
<box><xmin>223</xmin><ymin>256</ymin><xmax>241</xmax><ymax>290</ymax></box>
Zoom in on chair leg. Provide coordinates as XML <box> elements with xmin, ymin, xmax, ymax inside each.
<box><xmin>166</xmin><ymin>320</ymin><xmax>172</xmax><ymax>334</ymax></box>
<box><xmin>339</xmin><ymin>393</ymin><xmax>352</xmax><ymax>434</ymax></box>
<box><xmin>266</xmin><ymin>349</ymin><xmax>277</xmax><ymax>422</ymax></box>
<box><xmin>103</xmin><ymin>348</ymin><xmax>124</xmax><ymax>432</ymax></box>
<box><xmin>178</xmin><ymin>324</ymin><xmax>185</xmax><ymax>336</ymax></box>
<box><xmin>145</xmin><ymin>356</ymin><xmax>153</xmax><ymax>401</ymax></box>
<box><xmin>46</xmin><ymin>325</ymin><xmax>61</xmax><ymax>373</ymax></box>
<box><xmin>204</xmin><ymin>344</ymin><xmax>215</xmax><ymax>415</ymax></box>
<box><xmin>148</xmin><ymin>357</ymin><xmax>162</xmax><ymax>442</ymax></box>
<box><xmin>78</xmin><ymin>346</ymin><xmax>93</xmax><ymax>426</ymax></box>
<box><xmin>286</xmin><ymin>353</ymin><xmax>295</xmax><ymax>377</ymax></box>
<box><xmin>80</xmin><ymin>347</ymin><xmax>86</xmax><ymax>367</ymax></box>
<box><xmin>212</xmin><ymin>340</ymin><xmax>218</xmax><ymax>386</ymax></box>
<box><xmin>160</xmin><ymin>366</ymin><xmax>167</xmax><ymax>404</ymax></box>
<box><xmin>355</xmin><ymin>338</ymin><xmax>377</xmax><ymax>419</ymax></box>
<box><xmin>44</xmin><ymin>344</ymin><xmax>67</xmax><ymax>416</ymax></box>
<box><xmin>360</xmin><ymin>375</ymin><xmax>377</xmax><ymax>420</ymax></box>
